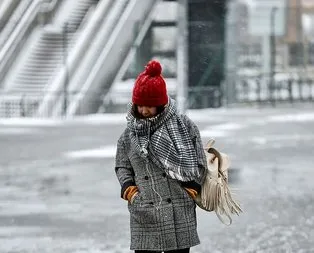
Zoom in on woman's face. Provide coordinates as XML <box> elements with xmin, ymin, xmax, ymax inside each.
<box><xmin>137</xmin><ymin>105</ymin><xmax>158</xmax><ymax>118</ymax></box>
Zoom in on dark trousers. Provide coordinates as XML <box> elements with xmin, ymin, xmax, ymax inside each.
<box><xmin>135</xmin><ymin>248</ymin><xmax>190</xmax><ymax>253</ymax></box>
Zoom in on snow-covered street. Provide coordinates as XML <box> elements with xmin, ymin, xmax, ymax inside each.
<box><xmin>0</xmin><ymin>104</ymin><xmax>314</xmax><ymax>253</ymax></box>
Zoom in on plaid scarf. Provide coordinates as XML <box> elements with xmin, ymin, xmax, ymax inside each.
<box><xmin>126</xmin><ymin>98</ymin><xmax>200</xmax><ymax>182</ymax></box>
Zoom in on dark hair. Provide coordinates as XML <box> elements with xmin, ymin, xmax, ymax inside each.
<box><xmin>132</xmin><ymin>104</ymin><xmax>166</xmax><ymax>119</ymax></box>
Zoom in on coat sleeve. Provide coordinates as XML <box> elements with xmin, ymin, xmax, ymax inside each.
<box><xmin>181</xmin><ymin>114</ymin><xmax>208</xmax><ymax>186</ymax></box>
<box><xmin>115</xmin><ymin>134</ymin><xmax>136</xmax><ymax>198</ymax></box>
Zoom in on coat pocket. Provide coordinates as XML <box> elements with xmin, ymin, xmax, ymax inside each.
<box><xmin>128</xmin><ymin>195</ymin><xmax>159</xmax><ymax>225</ymax></box>
<box><xmin>129</xmin><ymin>205</ymin><xmax>159</xmax><ymax>225</ymax></box>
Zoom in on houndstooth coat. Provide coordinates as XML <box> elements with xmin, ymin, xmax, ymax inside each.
<box><xmin>115</xmin><ymin>114</ymin><xmax>207</xmax><ymax>251</ymax></box>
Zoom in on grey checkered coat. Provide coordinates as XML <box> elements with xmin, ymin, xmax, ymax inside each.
<box><xmin>115</xmin><ymin>113</ymin><xmax>207</xmax><ymax>251</ymax></box>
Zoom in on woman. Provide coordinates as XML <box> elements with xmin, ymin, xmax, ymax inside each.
<box><xmin>114</xmin><ymin>60</ymin><xmax>207</xmax><ymax>253</ymax></box>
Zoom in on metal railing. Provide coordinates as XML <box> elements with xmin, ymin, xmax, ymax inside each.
<box><xmin>0</xmin><ymin>85</ymin><xmax>223</xmax><ymax>117</ymax></box>
<box><xmin>0</xmin><ymin>0</ymin><xmax>21</xmax><ymax>44</ymax></box>
<box><xmin>0</xmin><ymin>90</ymin><xmax>105</xmax><ymax>118</ymax></box>
<box><xmin>225</xmin><ymin>74</ymin><xmax>314</xmax><ymax>106</ymax></box>
<box><xmin>188</xmin><ymin>86</ymin><xmax>222</xmax><ymax>109</ymax></box>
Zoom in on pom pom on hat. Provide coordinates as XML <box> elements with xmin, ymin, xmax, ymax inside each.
<box><xmin>132</xmin><ymin>60</ymin><xmax>168</xmax><ymax>107</ymax></box>
<box><xmin>144</xmin><ymin>60</ymin><xmax>162</xmax><ymax>77</ymax></box>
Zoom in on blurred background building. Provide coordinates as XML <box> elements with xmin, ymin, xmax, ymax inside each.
<box><xmin>227</xmin><ymin>0</ymin><xmax>314</xmax><ymax>106</ymax></box>
<box><xmin>0</xmin><ymin>0</ymin><xmax>313</xmax><ymax>117</ymax></box>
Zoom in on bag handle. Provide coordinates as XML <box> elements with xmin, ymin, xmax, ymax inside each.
<box><xmin>204</xmin><ymin>139</ymin><xmax>227</xmax><ymax>181</ymax></box>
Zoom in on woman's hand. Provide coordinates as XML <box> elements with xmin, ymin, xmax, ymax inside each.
<box><xmin>123</xmin><ymin>186</ymin><xmax>139</xmax><ymax>203</ymax></box>
<box><xmin>184</xmin><ymin>188</ymin><xmax>198</xmax><ymax>199</ymax></box>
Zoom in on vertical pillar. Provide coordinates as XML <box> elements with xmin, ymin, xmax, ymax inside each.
<box><xmin>176</xmin><ymin>0</ymin><xmax>188</xmax><ymax>113</ymax></box>
<box><xmin>188</xmin><ymin>0</ymin><xmax>226</xmax><ymax>108</ymax></box>
<box><xmin>262</xmin><ymin>35</ymin><xmax>271</xmax><ymax>99</ymax></box>
<box><xmin>225</xmin><ymin>0</ymin><xmax>238</xmax><ymax>105</ymax></box>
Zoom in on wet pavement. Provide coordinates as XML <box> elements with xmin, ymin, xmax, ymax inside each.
<box><xmin>0</xmin><ymin>105</ymin><xmax>314</xmax><ymax>253</ymax></box>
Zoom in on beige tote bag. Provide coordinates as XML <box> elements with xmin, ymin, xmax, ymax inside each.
<box><xmin>195</xmin><ymin>139</ymin><xmax>243</xmax><ymax>225</ymax></box>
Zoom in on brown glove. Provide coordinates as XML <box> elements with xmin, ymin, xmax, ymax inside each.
<box><xmin>185</xmin><ymin>188</ymin><xmax>198</xmax><ymax>199</ymax></box>
<box><xmin>123</xmin><ymin>186</ymin><xmax>139</xmax><ymax>202</ymax></box>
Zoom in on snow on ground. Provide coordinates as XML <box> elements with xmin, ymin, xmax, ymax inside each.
<box><xmin>64</xmin><ymin>146</ymin><xmax>117</xmax><ymax>159</ymax></box>
<box><xmin>200</xmin><ymin>123</ymin><xmax>246</xmax><ymax>138</ymax></box>
<box><xmin>268</xmin><ymin>112</ymin><xmax>314</xmax><ymax>122</ymax></box>
<box><xmin>0</xmin><ymin>127</ymin><xmax>41</xmax><ymax>134</ymax></box>
<box><xmin>1</xmin><ymin>104</ymin><xmax>314</xmax><ymax>252</ymax></box>
<box><xmin>0</xmin><ymin>117</ymin><xmax>65</xmax><ymax>126</ymax></box>
<box><xmin>1</xmin><ymin>106</ymin><xmax>314</xmax><ymax>127</ymax></box>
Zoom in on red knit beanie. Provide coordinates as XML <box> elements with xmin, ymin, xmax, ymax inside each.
<box><xmin>132</xmin><ymin>60</ymin><xmax>168</xmax><ymax>106</ymax></box>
